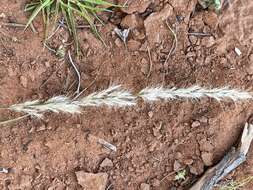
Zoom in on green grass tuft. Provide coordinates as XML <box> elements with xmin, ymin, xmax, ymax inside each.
<box><xmin>198</xmin><ymin>0</ymin><xmax>222</xmax><ymax>11</ymax></box>
<box><xmin>25</xmin><ymin>0</ymin><xmax>120</xmax><ymax>54</ymax></box>
<box><xmin>175</xmin><ymin>170</ymin><xmax>187</xmax><ymax>181</ymax></box>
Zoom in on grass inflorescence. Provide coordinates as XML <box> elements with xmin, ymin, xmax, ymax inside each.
<box><xmin>0</xmin><ymin>85</ymin><xmax>252</xmax><ymax>125</ymax></box>
<box><xmin>10</xmin><ymin>96</ymin><xmax>81</xmax><ymax>118</ymax></box>
<box><xmin>25</xmin><ymin>0</ymin><xmax>120</xmax><ymax>53</ymax></box>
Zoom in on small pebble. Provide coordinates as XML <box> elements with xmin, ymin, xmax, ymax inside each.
<box><xmin>0</xmin><ymin>168</ymin><xmax>8</xmax><ymax>174</ymax></box>
<box><xmin>100</xmin><ymin>158</ymin><xmax>113</xmax><ymax>168</ymax></box>
<box><xmin>20</xmin><ymin>75</ymin><xmax>28</xmax><ymax>88</ymax></box>
<box><xmin>235</xmin><ymin>47</ymin><xmax>242</xmax><ymax>56</ymax></box>
<box><xmin>0</xmin><ymin>13</ymin><xmax>6</xmax><ymax>18</ymax></box>
<box><xmin>191</xmin><ymin>121</ymin><xmax>200</xmax><ymax>128</ymax></box>
<box><xmin>140</xmin><ymin>183</ymin><xmax>150</xmax><ymax>190</ymax></box>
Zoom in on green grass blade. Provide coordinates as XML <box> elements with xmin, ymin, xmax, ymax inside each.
<box><xmin>71</xmin><ymin>0</ymin><xmax>111</xmax><ymax>12</ymax></box>
<box><xmin>60</xmin><ymin>2</ymin><xmax>71</xmax><ymax>33</ymax></box>
<box><xmin>52</xmin><ymin>0</ymin><xmax>61</xmax><ymax>31</ymax></box>
<box><xmin>25</xmin><ymin>0</ymin><xmax>52</xmax><ymax>29</ymax></box>
<box><xmin>81</xmin><ymin>0</ymin><xmax>121</xmax><ymax>7</ymax></box>
<box><xmin>67</xmin><ymin>1</ymin><xmax>79</xmax><ymax>53</ymax></box>
<box><xmin>25</xmin><ymin>2</ymin><xmax>40</xmax><ymax>12</ymax></box>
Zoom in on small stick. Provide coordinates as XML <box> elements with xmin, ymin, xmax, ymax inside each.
<box><xmin>0</xmin><ymin>114</ymin><xmax>30</xmax><ymax>126</ymax></box>
<box><xmin>44</xmin><ymin>42</ymin><xmax>57</xmax><ymax>53</ymax></box>
<box><xmin>106</xmin><ymin>183</ymin><xmax>113</xmax><ymax>190</ymax></box>
<box><xmin>188</xmin><ymin>32</ymin><xmax>212</xmax><ymax>37</ymax></box>
<box><xmin>190</xmin><ymin>121</ymin><xmax>253</xmax><ymax>190</ymax></box>
<box><xmin>74</xmin><ymin>78</ymin><xmax>97</xmax><ymax>100</ymax></box>
<box><xmin>46</xmin><ymin>25</ymin><xmax>61</xmax><ymax>41</ymax></box>
<box><xmin>68</xmin><ymin>50</ymin><xmax>81</xmax><ymax>94</ymax></box>
<box><xmin>165</xmin><ymin>19</ymin><xmax>178</xmax><ymax>64</ymax></box>
<box><xmin>147</xmin><ymin>46</ymin><xmax>153</xmax><ymax>78</ymax></box>
<box><xmin>1</xmin><ymin>22</ymin><xmax>26</xmax><ymax>28</ymax></box>
<box><xmin>76</xmin><ymin>24</ymin><xmax>102</xmax><ymax>29</ymax></box>
<box><xmin>160</xmin><ymin>171</ymin><xmax>177</xmax><ymax>183</ymax></box>
<box><xmin>123</xmin><ymin>0</ymin><xmax>132</xmax><ymax>6</ymax></box>
<box><xmin>98</xmin><ymin>138</ymin><xmax>117</xmax><ymax>152</ymax></box>
<box><xmin>163</xmin><ymin>20</ymin><xmax>177</xmax><ymax>84</ymax></box>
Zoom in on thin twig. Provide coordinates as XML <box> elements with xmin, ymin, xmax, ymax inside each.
<box><xmin>1</xmin><ymin>21</ymin><xmax>37</xmax><ymax>34</ymax></box>
<box><xmin>68</xmin><ymin>50</ymin><xmax>81</xmax><ymax>94</ymax></box>
<box><xmin>74</xmin><ymin>78</ymin><xmax>97</xmax><ymax>100</ymax></box>
<box><xmin>106</xmin><ymin>183</ymin><xmax>113</xmax><ymax>190</ymax></box>
<box><xmin>46</xmin><ymin>25</ymin><xmax>61</xmax><ymax>41</ymax></box>
<box><xmin>98</xmin><ymin>138</ymin><xmax>117</xmax><ymax>152</ymax></box>
<box><xmin>76</xmin><ymin>24</ymin><xmax>102</xmax><ymax>29</ymax></box>
<box><xmin>44</xmin><ymin>42</ymin><xmax>57</xmax><ymax>53</ymax></box>
<box><xmin>66</xmin><ymin>80</ymin><xmax>78</xmax><ymax>97</ymax></box>
<box><xmin>39</xmin><ymin>61</ymin><xmax>64</xmax><ymax>89</ymax></box>
<box><xmin>123</xmin><ymin>0</ymin><xmax>132</xmax><ymax>6</ymax></box>
<box><xmin>0</xmin><ymin>114</ymin><xmax>30</xmax><ymax>126</ymax></box>
<box><xmin>163</xmin><ymin>20</ymin><xmax>178</xmax><ymax>84</ymax></box>
<box><xmin>1</xmin><ymin>22</ymin><xmax>26</xmax><ymax>28</ymax></box>
<box><xmin>147</xmin><ymin>46</ymin><xmax>153</xmax><ymax>78</ymax></box>
<box><xmin>164</xmin><ymin>20</ymin><xmax>178</xmax><ymax>65</ymax></box>
<box><xmin>188</xmin><ymin>32</ymin><xmax>212</xmax><ymax>37</ymax></box>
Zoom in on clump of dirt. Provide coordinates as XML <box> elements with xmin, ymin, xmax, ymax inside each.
<box><xmin>0</xmin><ymin>0</ymin><xmax>253</xmax><ymax>189</ymax></box>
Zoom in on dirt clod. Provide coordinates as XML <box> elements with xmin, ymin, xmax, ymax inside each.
<box><xmin>121</xmin><ymin>14</ymin><xmax>144</xmax><ymax>29</ymax></box>
<box><xmin>191</xmin><ymin>121</ymin><xmax>201</xmax><ymax>128</ymax></box>
<box><xmin>140</xmin><ymin>58</ymin><xmax>149</xmax><ymax>75</ymax></box>
<box><xmin>75</xmin><ymin>171</ymin><xmax>108</xmax><ymax>190</ymax></box>
<box><xmin>201</xmin><ymin>152</ymin><xmax>213</xmax><ymax>166</ymax></box>
<box><xmin>119</xmin><ymin>0</ymin><xmax>151</xmax><ymax>14</ymax></box>
<box><xmin>203</xmin><ymin>12</ymin><xmax>218</xmax><ymax>27</ymax></box>
<box><xmin>20</xmin><ymin>75</ymin><xmax>28</xmax><ymax>88</ymax></box>
<box><xmin>189</xmin><ymin>160</ymin><xmax>204</xmax><ymax>175</ymax></box>
<box><xmin>127</xmin><ymin>40</ymin><xmax>142</xmax><ymax>51</ymax></box>
<box><xmin>140</xmin><ymin>183</ymin><xmax>150</xmax><ymax>190</ymax></box>
<box><xmin>173</xmin><ymin>160</ymin><xmax>182</xmax><ymax>171</ymax></box>
<box><xmin>100</xmin><ymin>158</ymin><xmax>113</xmax><ymax>168</ymax></box>
<box><xmin>144</xmin><ymin>5</ymin><xmax>174</xmax><ymax>47</ymax></box>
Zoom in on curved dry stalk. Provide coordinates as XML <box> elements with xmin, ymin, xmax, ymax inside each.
<box><xmin>68</xmin><ymin>50</ymin><xmax>81</xmax><ymax>94</ymax></box>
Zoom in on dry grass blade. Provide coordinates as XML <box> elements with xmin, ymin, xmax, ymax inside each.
<box><xmin>78</xmin><ymin>85</ymin><xmax>136</xmax><ymax>107</ymax></box>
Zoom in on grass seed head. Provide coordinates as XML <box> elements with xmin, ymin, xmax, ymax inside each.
<box><xmin>10</xmin><ymin>96</ymin><xmax>81</xmax><ymax>118</ymax></box>
<box><xmin>138</xmin><ymin>86</ymin><xmax>253</xmax><ymax>102</ymax></box>
<box><xmin>78</xmin><ymin>85</ymin><xmax>136</xmax><ymax>107</ymax></box>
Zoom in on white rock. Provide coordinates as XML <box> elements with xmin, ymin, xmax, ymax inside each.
<box><xmin>235</xmin><ymin>47</ymin><xmax>242</xmax><ymax>56</ymax></box>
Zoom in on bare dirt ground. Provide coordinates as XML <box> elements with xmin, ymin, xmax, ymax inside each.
<box><xmin>0</xmin><ymin>0</ymin><xmax>253</xmax><ymax>189</ymax></box>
